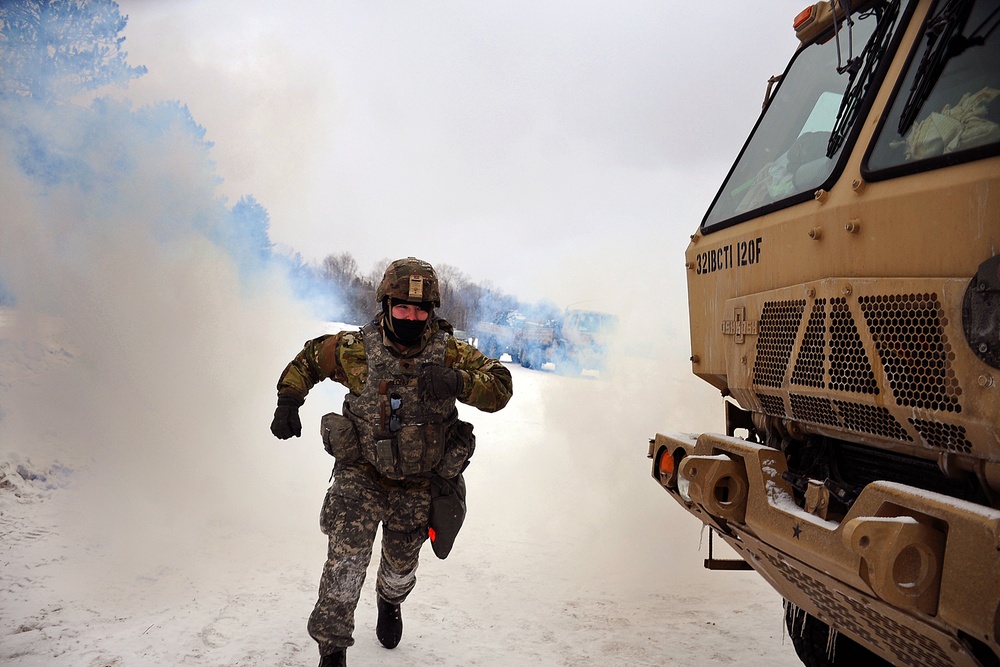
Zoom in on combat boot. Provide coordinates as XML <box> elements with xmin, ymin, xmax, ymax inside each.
<box><xmin>376</xmin><ymin>596</ymin><xmax>403</xmax><ymax>649</ymax></box>
<box><xmin>318</xmin><ymin>649</ymin><xmax>346</xmax><ymax>667</ymax></box>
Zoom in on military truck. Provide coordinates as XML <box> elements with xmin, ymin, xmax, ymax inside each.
<box><xmin>647</xmin><ymin>1</ymin><xmax>999</xmax><ymax>666</ymax></box>
<box><xmin>471</xmin><ymin>319</ymin><xmax>524</xmax><ymax>363</ymax></box>
<box><xmin>518</xmin><ymin>308</ymin><xmax>619</xmax><ymax>374</ymax></box>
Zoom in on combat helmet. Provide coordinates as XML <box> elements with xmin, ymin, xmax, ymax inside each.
<box><xmin>376</xmin><ymin>257</ymin><xmax>441</xmax><ymax>307</ymax></box>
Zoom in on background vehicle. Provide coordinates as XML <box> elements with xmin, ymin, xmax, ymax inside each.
<box><xmin>647</xmin><ymin>1</ymin><xmax>1000</xmax><ymax>666</ymax></box>
<box><xmin>518</xmin><ymin>308</ymin><xmax>619</xmax><ymax>374</ymax></box>
<box><xmin>471</xmin><ymin>317</ymin><xmax>524</xmax><ymax>362</ymax></box>
<box><xmin>473</xmin><ymin>308</ymin><xmax>618</xmax><ymax>374</ymax></box>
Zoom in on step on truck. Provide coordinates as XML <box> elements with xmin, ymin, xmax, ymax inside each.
<box><xmin>647</xmin><ymin>1</ymin><xmax>1000</xmax><ymax>666</ymax></box>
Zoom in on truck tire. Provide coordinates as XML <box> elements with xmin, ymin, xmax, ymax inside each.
<box><xmin>784</xmin><ymin>603</ymin><xmax>892</xmax><ymax>667</ymax></box>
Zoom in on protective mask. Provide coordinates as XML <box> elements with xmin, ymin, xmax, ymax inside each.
<box><xmin>383</xmin><ymin>299</ymin><xmax>430</xmax><ymax>345</ymax></box>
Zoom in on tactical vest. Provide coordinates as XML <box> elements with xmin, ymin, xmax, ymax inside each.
<box><xmin>343</xmin><ymin>322</ymin><xmax>458</xmax><ymax>479</ymax></box>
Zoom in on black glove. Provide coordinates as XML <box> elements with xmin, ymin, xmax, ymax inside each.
<box><xmin>418</xmin><ymin>364</ymin><xmax>465</xmax><ymax>401</ymax></box>
<box><xmin>270</xmin><ymin>395</ymin><xmax>304</xmax><ymax>439</ymax></box>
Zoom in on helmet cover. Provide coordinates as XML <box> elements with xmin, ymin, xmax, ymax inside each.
<box><xmin>376</xmin><ymin>257</ymin><xmax>441</xmax><ymax>307</ymax></box>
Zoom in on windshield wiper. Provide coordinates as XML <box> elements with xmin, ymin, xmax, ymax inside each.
<box><xmin>827</xmin><ymin>0</ymin><xmax>901</xmax><ymax>158</ymax></box>
<box><xmin>897</xmin><ymin>0</ymin><xmax>986</xmax><ymax>135</ymax></box>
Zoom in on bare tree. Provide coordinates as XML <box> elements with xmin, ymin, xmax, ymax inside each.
<box><xmin>322</xmin><ymin>252</ymin><xmax>359</xmax><ymax>288</ymax></box>
<box><xmin>315</xmin><ymin>254</ymin><xmax>537</xmax><ymax>333</ymax></box>
<box><xmin>435</xmin><ymin>263</ymin><xmax>471</xmax><ymax>329</ymax></box>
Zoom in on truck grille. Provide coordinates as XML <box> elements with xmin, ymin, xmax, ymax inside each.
<box><xmin>747</xmin><ymin>288</ymin><xmax>970</xmax><ymax>455</ymax></box>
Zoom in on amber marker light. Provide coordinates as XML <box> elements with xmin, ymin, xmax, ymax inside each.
<box><xmin>793</xmin><ymin>6</ymin><xmax>815</xmax><ymax>30</ymax></box>
<box><xmin>658</xmin><ymin>450</ymin><xmax>675</xmax><ymax>480</ymax></box>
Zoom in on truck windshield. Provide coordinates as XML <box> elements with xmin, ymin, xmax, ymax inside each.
<box><xmin>866</xmin><ymin>0</ymin><xmax>1000</xmax><ymax>175</ymax></box>
<box><xmin>569</xmin><ymin>312</ymin><xmax>618</xmax><ymax>334</ymax></box>
<box><xmin>702</xmin><ymin>2</ymin><xmax>904</xmax><ymax>231</ymax></box>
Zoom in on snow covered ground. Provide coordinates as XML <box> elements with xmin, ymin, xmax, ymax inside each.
<box><xmin>0</xmin><ymin>309</ymin><xmax>803</xmax><ymax>667</ymax></box>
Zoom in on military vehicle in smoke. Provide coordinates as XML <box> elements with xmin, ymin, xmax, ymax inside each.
<box><xmin>472</xmin><ymin>308</ymin><xmax>618</xmax><ymax>374</ymax></box>
<box><xmin>647</xmin><ymin>1</ymin><xmax>1000</xmax><ymax>666</ymax></box>
<box><xmin>517</xmin><ymin>308</ymin><xmax>619</xmax><ymax>374</ymax></box>
<box><xmin>471</xmin><ymin>314</ymin><xmax>525</xmax><ymax>363</ymax></box>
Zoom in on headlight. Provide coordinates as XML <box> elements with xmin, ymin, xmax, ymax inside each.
<box><xmin>678</xmin><ymin>473</ymin><xmax>692</xmax><ymax>503</ymax></box>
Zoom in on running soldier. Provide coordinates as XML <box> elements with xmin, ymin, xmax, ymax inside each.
<box><xmin>270</xmin><ymin>257</ymin><xmax>513</xmax><ymax>667</ymax></box>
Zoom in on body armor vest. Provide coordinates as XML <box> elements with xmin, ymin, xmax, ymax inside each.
<box><xmin>343</xmin><ymin>322</ymin><xmax>458</xmax><ymax>478</ymax></box>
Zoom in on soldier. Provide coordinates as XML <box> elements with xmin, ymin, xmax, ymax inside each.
<box><xmin>270</xmin><ymin>257</ymin><xmax>513</xmax><ymax>667</ymax></box>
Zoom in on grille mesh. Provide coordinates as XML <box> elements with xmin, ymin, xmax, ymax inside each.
<box><xmin>753</xmin><ymin>300</ymin><xmax>805</xmax><ymax>388</ymax></box>
<box><xmin>790</xmin><ymin>394</ymin><xmax>839</xmax><ymax>427</ymax></box>
<box><xmin>757</xmin><ymin>393</ymin><xmax>787</xmax><ymax>418</ymax></box>
<box><xmin>786</xmin><ymin>394</ymin><xmax>914</xmax><ymax>441</ymax></box>
<box><xmin>909</xmin><ymin>419</ymin><xmax>972</xmax><ymax>453</ymax></box>
<box><xmin>762</xmin><ymin>551</ymin><xmax>957</xmax><ymax>667</ymax></box>
<box><xmin>791</xmin><ymin>299</ymin><xmax>827</xmax><ymax>388</ymax></box>
<box><xmin>829</xmin><ymin>298</ymin><xmax>878</xmax><ymax>395</ymax></box>
<box><xmin>859</xmin><ymin>293</ymin><xmax>961</xmax><ymax>413</ymax></box>
<box><xmin>835</xmin><ymin>400</ymin><xmax>912</xmax><ymax>441</ymax></box>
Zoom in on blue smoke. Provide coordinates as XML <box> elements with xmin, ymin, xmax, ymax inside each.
<box><xmin>0</xmin><ymin>0</ymin><xmax>339</xmax><ymax>320</ymax></box>
<box><xmin>0</xmin><ymin>1</ymin><xmax>347</xmax><ymax>563</ymax></box>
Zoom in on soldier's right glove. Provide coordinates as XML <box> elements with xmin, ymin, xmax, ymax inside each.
<box><xmin>270</xmin><ymin>395</ymin><xmax>304</xmax><ymax>439</ymax></box>
<box><xmin>418</xmin><ymin>364</ymin><xmax>465</xmax><ymax>401</ymax></box>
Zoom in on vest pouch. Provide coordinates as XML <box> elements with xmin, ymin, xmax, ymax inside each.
<box><xmin>396</xmin><ymin>422</ymin><xmax>446</xmax><ymax>476</ymax></box>
<box><xmin>434</xmin><ymin>419</ymin><xmax>476</xmax><ymax>479</ymax></box>
<box><xmin>371</xmin><ymin>438</ymin><xmax>397</xmax><ymax>477</ymax></box>
<box><xmin>320</xmin><ymin>412</ymin><xmax>361</xmax><ymax>462</ymax></box>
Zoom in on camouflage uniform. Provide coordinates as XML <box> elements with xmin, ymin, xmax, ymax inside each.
<box><xmin>276</xmin><ymin>315</ymin><xmax>512</xmax><ymax>654</ymax></box>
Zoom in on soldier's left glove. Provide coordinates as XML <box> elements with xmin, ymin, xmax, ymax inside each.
<box><xmin>418</xmin><ymin>364</ymin><xmax>465</xmax><ymax>400</ymax></box>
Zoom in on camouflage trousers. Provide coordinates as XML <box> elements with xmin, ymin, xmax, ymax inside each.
<box><xmin>307</xmin><ymin>460</ymin><xmax>431</xmax><ymax>654</ymax></box>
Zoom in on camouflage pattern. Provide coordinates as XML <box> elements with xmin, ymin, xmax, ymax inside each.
<box><xmin>307</xmin><ymin>460</ymin><xmax>431</xmax><ymax>653</ymax></box>
<box><xmin>344</xmin><ymin>323</ymin><xmax>455</xmax><ymax>478</ymax></box>
<box><xmin>276</xmin><ymin>318</ymin><xmax>513</xmax><ymax>413</ymax></box>
<box><xmin>375</xmin><ymin>257</ymin><xmax>441</xmax><ymax>307</ymax></box>
<box><xmin>278</xmin><ymin>313</ymin><xmax>512</xmax><ymax>652</ymax></box>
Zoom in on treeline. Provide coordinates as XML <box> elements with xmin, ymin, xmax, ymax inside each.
<box><xmin>313</xmin><ymin>251</ymin><xmax>558</xmax><ymax>332</ymax></box>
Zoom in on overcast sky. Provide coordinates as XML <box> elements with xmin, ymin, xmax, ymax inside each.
<box><xmin>114</xmin><ymin>0</ymin><xmax>804</xmax><ymax>309</ymax></box>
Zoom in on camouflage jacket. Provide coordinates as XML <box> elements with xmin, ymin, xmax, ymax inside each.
<box><xmin>276</xmin><ymin>316</ymin><xmax>513</xmax><ymax>413</ymax></box>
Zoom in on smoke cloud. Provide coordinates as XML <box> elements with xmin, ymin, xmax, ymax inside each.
<box><xmin>0</xmin><ymin>0</ymin><xmax>746</xmax><ymax>613</ymax></box>
<box><xmin>113</xmin><ymin>0</ymin><xmax>806</xmax><ymax>305</ymax></box>
<box><xmin>0</xmin><ymin>10</ymin><xmax>328</xmax><ymax>589</ymax></box>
